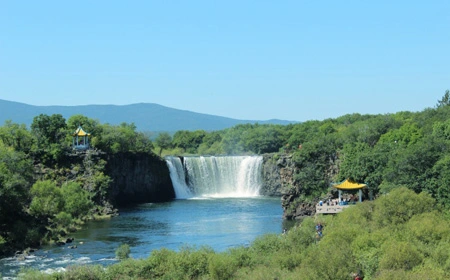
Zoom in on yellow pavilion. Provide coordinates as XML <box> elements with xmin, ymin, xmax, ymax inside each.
<box><xmin>334</xmin><ymin>178</ymin><xmax>366</xmax><ymax>203</ymax></box>
<box><xmin>72</xmin><ymin>126</ymin><xmax>90</xmax><ymax>150</ymax></box>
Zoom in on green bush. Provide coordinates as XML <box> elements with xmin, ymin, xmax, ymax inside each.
<box><xmin>174</xmin><ymin>245</ymin><xmax>214</xmax><ymax>279</ymax></box>
<box><xmin>146</xmin><ymin>248</ymin><xmax>178</xmax><ymax>276</ymax></box>
<box><xmin>116</xmin><ymin>243</ymin><xmax>131</xmax><ymax>260</ymax></box>
<box><xmin>227</xmin><ymin>246</ymin><xmax>254</xmax><ymax>268</ymax></box>
<box><xmin>61</xmin><ymin>182</ymin><xmax>93</xmax><ymax>218</ymax></box>
<box><xmin>29</xmin><ymin>180</ymin><xmax>64</xmax><ymax>218</ymax></box>
<box><xmin>106</xmin><ymin>259</ymin><xmax>153</xmax><ymax>279</ymax></box>
<box><xmin>54</xmin><ymin>211</ymin><xmax>73</xmax><ymax>228</ymax></box>
<box><xmin>62</xmin><ymin>265</ymin><xmax>104</xmax><ymax>280</ymax></box>
<box><xmin>373</xmin><ymin>187</ymin><xmax>435</xmax><ymax>227</ymax></box>
<box><xmin>208</xmin><ymin>253</ymin><xmax>237</xmax><ymax>280</ymax></box>
<box><xmin>250</xmin><ymin>233</ymin><xmax>284</xmax><ymax>255</ymax></box>
<box><xmin>379</xmin><ymin>241</ymin><xmax>423</xmax><ymax>271</ymax></box>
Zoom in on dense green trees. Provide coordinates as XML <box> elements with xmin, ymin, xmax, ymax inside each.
<box><xmin>0</xmin><ymin>142</ymin><xmax>34</xmax><ymax>254</ymax></box>
<box><xmin>0</xmin><ymin>114</ymin><xmax>158</xmax><ymax>256</ymax></box>
<box><xmin>31</xmin><ymin>114</ymin><xmax>67</xmax><ymax>146</ymax></box>
<box><xmin>0</xmin><ymin>120</ymin><xmax>35</xmax><ymax>153</ymax></box>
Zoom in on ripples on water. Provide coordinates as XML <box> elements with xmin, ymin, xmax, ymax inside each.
<box><xmin>0</xmin><ymin>197</ymin><xmax>290</xmax><ymax>278</ymax></box>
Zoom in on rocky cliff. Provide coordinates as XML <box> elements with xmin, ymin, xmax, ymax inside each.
<box><xmin>105</xmin><ymin>152</ymin><xmax>175</xmax><ymax>206</ymax></box>
<box><xmin>261</xmin><ymin>154</ymin><xmax>295</xmax><ymax>196</ymax></box>
<box><xmin>261</xmin><ymin>153</ymin><xmax>322</xmax><ymax>220</ymax></box>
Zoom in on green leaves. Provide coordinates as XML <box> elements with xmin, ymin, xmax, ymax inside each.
<box><xmin>94</xmin><ymin>123</ymin><xmax>154</xmax><ymax>153</ymax></box>
<box><xmin>29</xmin><ymin>180</ymin><xmax>64</xmax><ymax>218</ymax></box>
<box><xmin>31</xmin><ymin>114</ymin><xmax>67</xmax><ymax>146</ymax></box>
<box><xmin>436</xmin><ymin>89</ymin><xmax>450</xmax><ymax>108</ymax></box>
<box><xmin>373</xmin><ymin>187</ymin><xmax>435</xmax><ymax>227</ymax></box>
<box><xmin>116</xmin><ymin>243</ymin><xmax>131</xmax><ymax>260</ymax></box>
<box><xmin>61</xmin><ymin>182</ymin><xmax>93</xmax><ymax>218</ymax></box>
<box><xmin>155</xmin><ymin>132</ymin><xmax>172</xmax><ymax>156</ymax></box>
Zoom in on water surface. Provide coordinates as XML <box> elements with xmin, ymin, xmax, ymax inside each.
<box><xmin>0</xmin><ymin>197</ymin><xmax>287</xmax><ymax>278</ymax></box>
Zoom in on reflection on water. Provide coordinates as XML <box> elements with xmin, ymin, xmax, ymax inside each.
<box><xmin>0</xmin><ymin>197</ymin><xmax>288</xmax><ymax>278</ymax></box>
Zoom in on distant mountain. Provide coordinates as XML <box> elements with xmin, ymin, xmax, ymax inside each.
<box><xmin>0</xmin><ymin>99</ymin><xmax>296</xmax><ymax>132</ymax></box>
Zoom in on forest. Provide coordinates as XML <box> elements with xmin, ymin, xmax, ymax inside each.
<box><xmin>2</xmin><ymin>91</ymin><xmax>450</xmax><ymax>279</ymax></box>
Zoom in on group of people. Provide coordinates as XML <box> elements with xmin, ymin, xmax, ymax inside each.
<box><xmin>319</xmin><ymin>199</ymin><xmax>340</xmax><ymax>206</ymax></box>
<box><xmin>315</xmin><ymin>222</ymin><xmax>323</xmax><ymax>240</ymax></box>
<box><xmin>318</xmin><ymin>196</ymin><xmax>358</xmax><ymax>207</ymax></box>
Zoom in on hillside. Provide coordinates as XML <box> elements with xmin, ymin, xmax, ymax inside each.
<box><xmin>0</xmin><ymin>99</ymin><xmax>295</xmax><ymax>132</ymax></box>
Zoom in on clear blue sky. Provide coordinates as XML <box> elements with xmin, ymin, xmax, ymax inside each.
<box><xmin>1</xmin><ymin>1</ymin><xmax>449</xmax><ymax>121</ymax></box>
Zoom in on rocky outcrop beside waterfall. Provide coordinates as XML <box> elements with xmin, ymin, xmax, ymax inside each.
<box><xmin>262</xmin><ymin>153</ymin><xmax>320</xmax><ymax>220</ymax></box>
<box><xmin>261</xmin><ymin>154</ymin><xmax>296</xmax><ymax>196</ymax></box>
<box><xmin>105</xmin><ymin>152</ymin><xmax>175</xmax><ymax>206</ymax></box>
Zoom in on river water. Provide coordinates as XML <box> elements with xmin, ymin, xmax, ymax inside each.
<box><xmin>1</xmin><ymin>155</ymin><xmax>291</xmax><ymax>278</ymax></box>
<box><xmin>0</xmin><ymin>197</ymin><xmax>290</xmax><ymax>278</ymax></box>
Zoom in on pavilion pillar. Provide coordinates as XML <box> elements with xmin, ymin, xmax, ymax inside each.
<box><xmin>359</xmin><ymin>189</ymin><xmax>362</xmax><ymax>202</ymax></box>
<box><xmin>338</xmin><ymin>190</ymin><xmax>342</xmax><ymax>202</ymax></box>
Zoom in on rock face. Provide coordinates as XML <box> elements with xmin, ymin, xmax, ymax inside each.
<box><xmin>105</xmin><ymin>152</ymin><xmax>175</xmax><ymax>206</ymax></box>
<box><xmin>261</xmin><ymin>154</ymin><xmax>295</xmax><ymax>196</ymax></box>
<box><xmin>261</xmin><ymin>153</ymin><xmax>319</xmax><ymax>220</ymax></box>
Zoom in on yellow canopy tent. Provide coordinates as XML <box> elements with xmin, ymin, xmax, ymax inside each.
<box><xmin>333</xmin><ymin>179</ymin><xmax>366</xmax><ymax>203</ymax></box>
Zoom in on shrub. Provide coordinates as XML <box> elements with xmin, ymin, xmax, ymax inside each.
<box><xmin>116</xmin><ymin>243</ymin><xmax>131</xmax><ymax>260</ymax></box>
<box><xmin>62</xmin><ymin>182</ymin><xmax>93</xmax><ymax>218</ymax></box>
<box><xmin>373</xmin><ymin>187</ymin><xmax>435</xmax><ymax>227</ymax></box>
<box><xmin>379</xmin><ymin>241</ymin><xmax>423</xmax><ymax>270</ymax></box>
<box><xmin>54</xmin><ymin>211</ymin><xmax>73</xmax><ymax>228</ymax></box>
<box><xmin>250</xmin><ymin>233</ymin><xmax>284</xmax><ymax>255</ymax></box>
<box><xmin>63</xmin><ymin>265</ymin><xmax>104</xmax><ymax>280</ymax></box>
<box><xmin>175</xmin><ymin>245</ymin><xmax>214</xmax><ymax>279</ymax></box>
<box><xmin>106</xmin><ymin>259</ymin><xmax>153</xmax><ymax>279</ymax></box>
<box><xmin>208</xmin><ymin>253</ymin><xmax>237</xmax><ymax>280</ymax></box>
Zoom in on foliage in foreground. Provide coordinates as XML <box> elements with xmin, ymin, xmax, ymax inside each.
<box><xmin>21</xmin><ymin>187</ymin><xmax>450</xmax><ymax>280</ymax></box>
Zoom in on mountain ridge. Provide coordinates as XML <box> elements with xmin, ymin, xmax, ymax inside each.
<box><xmin>0</xmin><ymin>99</ymin><xmax>296</xmax><ymax>132</ymax></box>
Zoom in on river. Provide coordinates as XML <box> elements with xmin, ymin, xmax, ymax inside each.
<box><xmin>1</xmin><ymin>155</ymin><xmax>291</xmax><ymax>278</ymax></box>
<box><xmin>0</xmin><ymin>197</ymin><xmax>290</xmax><ymax>278</ymax></box>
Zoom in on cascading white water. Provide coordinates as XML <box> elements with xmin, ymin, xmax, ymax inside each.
<box><xmin>165</xmin><ymin>156</ymin><xmax>263</xmax><ymax>198</ymax></box>
<box><xmin>166</xmin><ymin>156</ymin><xmax>193</xmax><ymax>199</ymax></box>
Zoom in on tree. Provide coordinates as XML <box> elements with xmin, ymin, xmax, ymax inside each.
<box><xmin>373</xmin><ymin>187</ymin><xmax>435</xmax><ymax>227</ymax></box>
<box><xmin>31</xmin><ymin>114</ymin><xmax>67</xmax><ymax>146</ymax></box>
<box><xmin>95</xmin><ymin>122</ymin><xmax>154</xmax><ymax>153</ymax></box>
<box><xmin>382</xmin><ymin>136</ymin><xmax>443</xmax><ymax>193</ymax></box>
<box><xmin>61</xmin><ymin>182</ymin><xmax>93</xmax><ymax>218</ymax></box>
<box><xmin>0</xmin><ymin>142</ymin><xmax>33</xmax><ymax>252</ymax></box>
<box><xmin>116</xmin><ymin>243</ymin><xmax>131</xmax><ymax>260</ymax></box>
<box><xmin>172</xmin><ymin>130</ymin><xmax>206</xmax><ymax>154</ymax></box>
<box><xmin>66</xmin><ymin>114</ymin><xmax>100</xmax><ymax>133</ymax></box>
<box><xmin>436</xmin><ymin>89</ymin><xmax>450</xmax><ymax>108</ymax></box>
<box><xmin>155</xmin><ymin>132</ymin><xmax>172</xmax><ymax>156</ymax></box>
<box><xmin>0</xmin><ymin>120</ymin><xmax>35</xmax><ymax>153</ymax></box>
<box><xmin>29</xmin><ymin>180</ymin><xmax>64</xmax><ymax>219</ymax></box>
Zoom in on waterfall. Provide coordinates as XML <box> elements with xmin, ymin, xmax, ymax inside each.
<box><xmin>165</xmin><ymin>156</ymin><xmax>263</xmax><ymax>199</ymax></box>
<box><xmin>166</xmin><ymin>156</ymin><xmax>193</xmax><ymax>199</ymax></box>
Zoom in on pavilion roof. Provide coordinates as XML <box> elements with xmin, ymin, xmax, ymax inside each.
<box><xmin>73</xmin><ymin>126</ymin><xmax>90</xmax><ymax>137</ymax></box>
<box><xmin>333</xmin><ymin>178</ymin><xmax>366</xmax><ymax>190</ymax></box>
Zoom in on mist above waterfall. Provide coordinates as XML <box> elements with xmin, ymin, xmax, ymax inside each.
<box><xmin>166</xmin><ymin>156</ymin><xmax>263</xmax><ymax>199</ymax></box>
